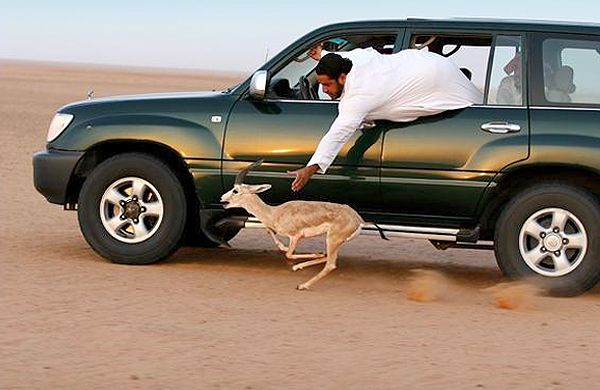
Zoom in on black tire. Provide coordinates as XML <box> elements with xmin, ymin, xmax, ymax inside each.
<box><xmin>494</xmin><ymin>183</ymin><xmax>600</xmax><ymax>296</ymax></box>
<box><xmin>78</xmin><ymin>153</ymin><xmax>187</xmax><ymax>264</ymax></box>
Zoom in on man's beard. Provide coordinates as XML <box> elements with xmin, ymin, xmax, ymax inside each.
<box><xmin>331</xmin><ymin>84</ymin><xmax>344</xmax><ymax>100</ymax></box>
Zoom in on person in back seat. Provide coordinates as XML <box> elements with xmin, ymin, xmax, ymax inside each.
<box><xmin>496</xmin><ymin>53</ymin><xmax>522</xmax><ymax>105</ymax></box>
<box><xmin>546</xmin><ymin>65</ymin><xmax>576</xmax><ymax>103</ymax></box>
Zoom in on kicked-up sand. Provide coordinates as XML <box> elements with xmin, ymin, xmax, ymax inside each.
<box><xmin>2</xmin><ymin>59</ymin><xmax>600</xmax><ymax>390</ymax></box>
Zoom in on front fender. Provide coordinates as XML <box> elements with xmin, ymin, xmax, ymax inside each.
<box><xmin>51</xmin><ymin>114</ymin><xmax>222</xmax><ymax>159</ymax></box>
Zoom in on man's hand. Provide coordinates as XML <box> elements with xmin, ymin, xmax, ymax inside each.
<box><xmin>308</xmin><ymin>43</ymin><xmax>323</xmax><ymax>60</ymax></box>
<box><xmin>287</xmin><ymin>165</ymin><xmax>319</xmax><ymax>192</ymax></box>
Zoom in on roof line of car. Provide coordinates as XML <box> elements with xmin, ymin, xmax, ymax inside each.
<box><xmin>313</xmin><ymin>18</ymin><xmax>600</xmax><ymax>35</ymax></box>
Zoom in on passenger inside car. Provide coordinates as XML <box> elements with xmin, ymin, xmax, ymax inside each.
<box><xmin>546</xmin><ymin>65</ymin><xmax>577</xmax><ymax>103</ymax></box>
<box><xmin>496</xmin><ymin>53</ymin><xmax>523</xmax><ymax>105</ymax></box>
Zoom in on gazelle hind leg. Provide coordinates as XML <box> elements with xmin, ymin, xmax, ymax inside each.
<box><xmin>267</xmin><ymin>231</ymin><xmax>323</xmax><ymax>264</ymax></box>
<box><xmin>296</xmin><ymin>234</ymin><xmax>344</xmax><ymax>290</ymax></box>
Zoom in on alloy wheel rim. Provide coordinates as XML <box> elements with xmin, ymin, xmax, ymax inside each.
<box><xmin>518</xmin><ymin>207</ymin><xmax>587</xmax><ymax>277</ymax></box>
<box><xmin>99</xmin><ymin>177</ymin><xmax>164</xmax><ymax>244</ymax></box>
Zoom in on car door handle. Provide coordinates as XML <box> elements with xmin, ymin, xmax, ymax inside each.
<box><xmin>480</xmin><ymin>121</ymin><xmax>521</xmax><ymax>134</ymax></box>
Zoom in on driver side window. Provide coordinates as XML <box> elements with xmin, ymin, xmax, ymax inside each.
<box><xmin>267</xmin><ymin>33</ymin><xmax>398</xmax><ymax>101</ymax></box>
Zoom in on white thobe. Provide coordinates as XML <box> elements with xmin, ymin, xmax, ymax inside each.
<box><xmin>307</xmin><ymin>48</ymin><xmax>483</xmax><ymax>173</ymax></box>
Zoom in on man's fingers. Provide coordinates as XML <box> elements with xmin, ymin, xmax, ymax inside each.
<box><xmin>292</xmin><ymin>176</ymin><xmax>302</xmax><ymax>191</ymax></box>
<box><xmin>291</xmin><ymin>175</ymin><xmax>304</xmax><ymax>192</ymax></box>
<box><xmin>288</xmin><ymin>167</ymin><xmax>312</xmax><ymax>192</ymax></box>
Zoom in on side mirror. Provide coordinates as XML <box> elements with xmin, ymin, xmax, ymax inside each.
<box><xmin>249</xmin><ymin>70</ymin><xmax>268</xmax><ymax>100</ymax></box>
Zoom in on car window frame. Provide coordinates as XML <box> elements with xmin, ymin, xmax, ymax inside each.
<box><xmin>401</xmin><ymin>28</ymin><xmax>528</xmax><ymax>109</ymax></box>
<box><xmin>485</xmin><ymin>33</ymin><xmax>527</xmax><ymax>107</ymax></box>
<box><xmin>239</xmin><ymin>27</ymin><xmax>405</xmax><ymax>103</ymax></box>
<box><xmin>530</xmin><ymin>32</ymin><xmax>600</xmax><ymax>109</ymax></box>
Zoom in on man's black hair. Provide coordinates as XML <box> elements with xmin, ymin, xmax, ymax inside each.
<box><xmin>316</xmin><ymin>53</ymin><xmax>353</xmax><ymax>80</ymax></box>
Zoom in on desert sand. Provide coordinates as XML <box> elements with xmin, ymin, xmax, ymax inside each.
<box><xmin>1</xmin><ymin>59</ymin><xmax>600</xmax><ymax>390</ymax></box>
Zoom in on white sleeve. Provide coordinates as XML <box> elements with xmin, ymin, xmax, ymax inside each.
<box><xmin>307</xmin><ymin>91</ymin><xmax>379</xmax><ymax>173</ymax></box>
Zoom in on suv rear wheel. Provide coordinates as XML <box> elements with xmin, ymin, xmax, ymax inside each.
<box><xmin>494</xmin><ymin>183</ymin><xmax>600</xmax><ymax>296</ymax></box>
<box><xmin>78</xmin><ymin>153</ymin><xmax>187</xmax><ymax>264</ymax></box>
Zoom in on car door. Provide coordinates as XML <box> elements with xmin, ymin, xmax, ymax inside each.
<box><xmin>379</xmin><ymin>31</ymin><xmax>530</xmax><ymax>224</ymax></box>
<box><xmin>222</xmin><ymin>29</ymin><xmax>401</xmax><ymax>212</ymax></box>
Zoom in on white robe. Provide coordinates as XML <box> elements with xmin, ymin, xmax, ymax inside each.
<box><xmin>307</xmin><ymin>48</ymin><xmax>483</xmax><ymax>173</ymax></box>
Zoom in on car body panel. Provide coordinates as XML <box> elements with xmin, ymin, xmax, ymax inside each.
<box><xmin>528</xmin><ymin>108</ymin><xmax>600</xmax><ymax>170</ymax></box>
<box><xmin>380</xmin><ymin>106</ymin><xmax>529</xmax><ymax>218</ymax></box>
<box><xmin>52</xmin><ymin>92</ymin><xmax>234</xmax><ymax>160</ymax></box>
<box><xmin>222</xmin><ymin>99</ymin><xmax>381</xmax><ymax>210</ymax></box>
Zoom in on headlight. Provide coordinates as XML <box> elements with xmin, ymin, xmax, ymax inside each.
<box><xmin>46</xmin><ymin>113</ymin><xmax>74</xmax><ymax>142</ymax></box>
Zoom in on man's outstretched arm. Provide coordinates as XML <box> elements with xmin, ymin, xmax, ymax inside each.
<box><xmin>287</xmin><ymin>93</ymin><xmax>377</xmax><ymax>191</ymax></box>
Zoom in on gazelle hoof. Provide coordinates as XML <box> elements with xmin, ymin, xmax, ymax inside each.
<box><xmin>296</xmin><ymin>284</ymin><xmax>310</xmax><ymax>290</ymax></box>
<box><xmin>292</xmin><ymin>264</ymin><xmax>301</xmax><ymax>272</ymax></box>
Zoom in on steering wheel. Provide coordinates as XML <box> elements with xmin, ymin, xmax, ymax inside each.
<box><xmin>299</xmin><ymin>76</ymin><xmax>317</xmax><ymax>100</ymax></box>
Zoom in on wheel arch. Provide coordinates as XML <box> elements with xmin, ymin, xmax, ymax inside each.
<box><xmin>65</xmin><ymin>140</ymin><xmax>200</xmax><ymax>238</ymax></box>
<box><xmin>477</xmin><ymin>164</ymin><xmax>600</xmax><ymax>240</ymax></box>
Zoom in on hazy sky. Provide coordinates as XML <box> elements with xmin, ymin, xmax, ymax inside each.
<box><xmin>1</xmin><ymin>0</ymin><xmax>599</xmax><ymax>72</ymax></box>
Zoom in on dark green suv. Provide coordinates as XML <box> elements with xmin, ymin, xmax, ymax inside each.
<box><xmin>33</xmin><ymin>19</ymin><xmax>600</xmax><ymax>296</ymax></box>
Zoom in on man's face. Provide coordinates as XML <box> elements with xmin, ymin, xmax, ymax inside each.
<box><xmin>317</xmin><ymin>74</ymin><xmax>346</xmax><ymax>100</ymax></box>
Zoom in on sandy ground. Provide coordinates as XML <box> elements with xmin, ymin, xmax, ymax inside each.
<box><xmin>2</xmin><ymin>59</ymin><xmax>600</xmax><ymax>390</ymax></box>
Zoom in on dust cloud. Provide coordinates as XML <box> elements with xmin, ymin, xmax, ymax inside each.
<box><xmin>483</xmin><ymin>282</ymin><xmax>541</xmax><ymax>310</ymax></box>
<box><xmin>406</xmin><ymin>269</ymin><xmax>450</xmax><ymax>302</ymax></box>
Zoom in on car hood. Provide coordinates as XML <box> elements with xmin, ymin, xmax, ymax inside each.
<box><xmin>59</xmin><ymin>91</ymin><xmax>226</xmax><ymax>111</ymax></box>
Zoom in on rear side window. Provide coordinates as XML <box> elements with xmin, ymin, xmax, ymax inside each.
<box><xmin>543</xmin><ymin>38</ymin><xmax>600</xmax><ymax>105</ymax></box>
<box><xmin>408</xmin><ymin>33</ymin><xmax>525</xmax><ymax>106</ymax></box>
<box><xmin>487</xmin><ymin>36</ymin><xmax>523</xmax><ymax>106</ymax></box>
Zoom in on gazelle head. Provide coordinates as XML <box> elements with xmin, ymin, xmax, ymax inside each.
<box><xmin>221</xmin><ymin>160</ymin><xmax>271</xmax><ymax>209</ymax></box>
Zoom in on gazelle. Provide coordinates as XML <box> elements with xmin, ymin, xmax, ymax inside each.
<box><xmin>221</xmin><ymin>160</ymin><xmax>385</xmax><ymax>290</ymax></box>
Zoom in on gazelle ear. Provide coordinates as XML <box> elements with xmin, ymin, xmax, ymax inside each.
<box><xmin>254</xmin><ymin>184</ymin><xmax>272</xmax><ymax>193</ymax></box>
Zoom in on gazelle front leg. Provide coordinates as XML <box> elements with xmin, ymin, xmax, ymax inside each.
<box><xmin>297</xmin><ymin>234</ymin><xmax>344</xmax><ymax>290</ymax></box>
<box><xmin>292</xmin><ymin>257</ymin><xmax>328</xmax><ymax>271</ymax></box>
<box><xmin>267</xmin><ymin>229</ymin><xmax>288</xmax><ymax>252</ymax></box>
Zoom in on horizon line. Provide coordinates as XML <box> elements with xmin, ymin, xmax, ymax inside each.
<box><xmin>0</xmin><ymin>57</ymin><xmax>250</xmax><ymax>77</ymax></box>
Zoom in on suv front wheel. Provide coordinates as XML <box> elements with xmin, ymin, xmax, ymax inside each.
<box><xmin>494</xmin><ymin>183</ymin><xmax>600</xmax><ymax>296</ymax></box>
<box><xmin>78</xmin><ymin>153</ymin><xmax>187</xmax><ymax>264</ymax></box>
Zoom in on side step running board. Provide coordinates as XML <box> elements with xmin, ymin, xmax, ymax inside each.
<box><xmin>243</xmin><ymin>217</ymin><xmax>493</xmax><ymax>249</ymax></box>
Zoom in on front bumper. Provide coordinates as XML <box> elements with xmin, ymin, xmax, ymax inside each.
<box><xmin>33</xmin><ymin>149</ymin><xmax>84</xmax><ymax>204</ymax></box>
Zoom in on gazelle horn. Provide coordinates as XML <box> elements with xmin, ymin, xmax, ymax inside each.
<box><xmin>234</xmin><ymin>159</ymin><xmax>264</xmax><ymax>185</ymax></box>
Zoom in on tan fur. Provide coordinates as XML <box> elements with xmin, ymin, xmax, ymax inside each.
<box><xmin>221</xmin><ymin>184</ymin><xmax>364</xmax><ymax>290</ymax></box>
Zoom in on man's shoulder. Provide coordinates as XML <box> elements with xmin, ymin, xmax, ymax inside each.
<box><xmin>395</xmin><ymin>48</ymin><xmax>439</xmax><ymax>59</ymax></box>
